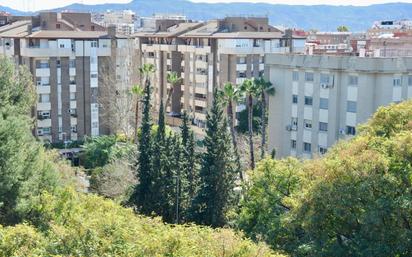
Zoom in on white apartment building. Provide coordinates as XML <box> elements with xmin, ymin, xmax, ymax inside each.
<box><xmin>93</xmin><ymin>10</ymin><xmax>136</xmax><ymax>35</ymax></box>
<box><xmin>267</xmin><ymin>54</ymin><xmax>412</xmax><ymax>159</ymax></box>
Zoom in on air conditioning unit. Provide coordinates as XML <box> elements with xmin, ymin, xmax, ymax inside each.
<box><xmin>37</xmin><ymin>81</ymin><xmax>42</xmax><ymax>86</ymax></box>
<box><xmin>339</xmin><ymin>128</ymin><xmax>346</xmax><ymax>135</ymax></box>
<box><xmin>320</xmin><ymin>83</ymin><xmax>330</xmax><ymax>89</ymax></box>
<box><xmin>37</xmin><ymin>130</ymin><xmax>43</xmax><ymax>136</ymax></box>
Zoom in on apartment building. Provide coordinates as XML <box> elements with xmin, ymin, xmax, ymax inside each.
<box><xmin>368</xmin><ymin>19</ymin><xmax>412</xmax><ymax>38</ymax></box>
<box><xmin>93</xmin><ymin>10</ymin><xmax>136</xmax><ymax>35</ymax></box>
<box><xmin>267</xmin><ymin>54</ymin><xmax>412</xmax><ymax>159</ymax></box>
<box><xmin>0</xmin><ymin>12</ymin><xmax>135</xmax><ymax>143</ymax></box>
<box><xmin>134</xmin><ymin>17</ymin><xmax>305</xmax><ymax>127</ymax></box>
<box><xmin>306</xmin><ymin>32</ymin><xmax>353</xmax><ymax>55</ymax></box>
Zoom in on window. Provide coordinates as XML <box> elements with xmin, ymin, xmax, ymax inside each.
<box><xmin>349</xmin><ymin>75</ymin><xmax>358</xmax><ymax>86</ymax></box>
<box><xmin>70</xmin><ymin>76</ymin><xmax>76</xmax><ymax>84</ymax></box>
<box><xmin>71</xmin><ymin>125</ymin><xmax>77</xmax><ymax>133</ymax></box>
<box><xmin>70</xmin><ymin>92</ymin><xmax>76</xmax><ymax>101</ymax></box>
<box><xmin>347</xmin><ymin>101</ymin><xmax>357</xmax><ymax>113</ymax></box>
<box><xmin>319</xmin><ymin>98</ymin><xmax>328</xmax><ymax>109</ymax></box>
<box><xmin>408</xmin><ymin>75</ymin><xmax>412</xmax><ymax>86</ymax></box>
<box><xmin>148</xmin><ymin>52</ymin><xmax>155</xmax><ymax>58</ymax></box>
<box><xmin>69</xmin><ymin>59</ymin><xmax>76</xmax><ymax>68</ymax></box>
<box><xmin>393</xmin><ymin>78</ymin><xmax>402</xmax><ymax>87</ymax></box>
<box><xmin>237</xmin><ymin>57</ymin><xmax>246</xmax><ymax>64</ymax></box>
<box><xmin>305</xmin><ymin>72</ymin><xmax>314</xmax><ymax>82</ymax></box>
<box><xmin>70</xmin><ymin>108</ymin><xmax>77</xmax><ymax>117</ymax></box>
<box><xmin>303</xmin><ymin>142</ymin><xmax>312</xmax><ymax>153</ymax></box>
<box><xmin>304</xmin><ymin>96</ymin><xmax>313</xmax><ymax>106</ymax></box>
<box><xmin>320</xmin><ymin>73</ymin><xmax>330</xmax><ymax>84</ymax></box>
<box><xmin>292</xmin><ymin>71</ymin><xmax>299</xmax><ymax>81</ymax></box>
<box><xmin>56</xmin><ymin>23</ymin><xmax>60</xmax><ymax>29</ymax></box>
<box><xmin>259</xmin><ymin>56</ymin><xmax>264</xmax><ymax>63</ymax></box>
<box><xmin>304</xmin><ymin>119</ymin><xmax>312</xmax><ymax>129</ymax></box>
<box><xmin>346</xmin><ymin>126</ymin><xmax>356</xmax><ymax>135</ymax></box>
<box><xmin>90</xmin><ymin>73</ymin><xmax>98</xmax><ymax>79</ymax></box>
<box><xmin>291</xmin><ymin>140</ymin><xmax>297</xmax><ymax>149</ymax></box>
<box><xmin>292</xmin><ymin>94</ymin><xmax>298</xmax><ymax>104</ymax></box>
<box><xmin>92</xmin><ymin>122</ymin><xmax>99</xmax><ymax>128</ymax></box>
<box><xmin>38</xmin><ymin>94</ymin><xmax>50</xmax><ymax>103</ymax></box>
<box><xmin>319</xmin><ymin>122</ymin><xmax>328</xmax><ymax>132</ymax></box>
<box><xmin>59</xmin><ymin>44</ymin><xmax>65</xmax><ymax>48</ymax></box>
<box><xmin>319</xmin><ymin>146</ymin><xmax>328</xmax><ymax>154</ymax></box>
<box><xmin>37</xmin><ymin>111</ymin><xmax>50</xmax><ymax>120</ymax></box>
<box><xmin>90</xmin><ymin>41</ymin><xmax>98</xmax><ymax>48</ymax></box>
<box><xmin>238</xmin><ymin>71</ymin><xmax>247</xmax><ymax>78</ymax></box>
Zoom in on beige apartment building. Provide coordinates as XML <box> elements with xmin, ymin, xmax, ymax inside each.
<box><xmin>0</xmin><ymin>12</ymin><xmax>136</xmax><ymax>143</ymax></box>
<box><xmin>267</xmin><ymin>54</ymin><xmax>412</xmax><ymax>159</ymax></box>
<box><xmin>134</xmin><ymin>17</ymin><xmax>304</xmax><ymax>127</ymax></box>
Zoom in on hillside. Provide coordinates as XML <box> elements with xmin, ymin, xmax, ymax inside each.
<box><xmin>2</xmin><ymin>0</ymin><xmax>412</xmax><ymax>30</ymax></box>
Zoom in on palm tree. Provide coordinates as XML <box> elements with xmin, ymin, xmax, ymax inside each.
<box><xmin>165</xmin><ymin>71</ymin><xmax>183</xmax><ymax>113</ymax></box>
<box><xmin>217</xmin><ymin>82</ymin><xmax>244</xmax><ymax>181</ymax></box>
<box><xmin>131</xmin><ymin>84</ymin><xmax>144</xmax><ymax>142</ymax></box>
<box><xmin>255</xmin><ymin>77</ymin><xmax>275</xmax><ymax>159</ymax></box>
<box><xmin>240</xmin><ymin>78</ymin><xmax>259</xmax><ymax>170</ymax></box>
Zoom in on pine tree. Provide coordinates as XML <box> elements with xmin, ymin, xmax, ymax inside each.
<box><xmin>190</xmin><ymin>90</ymin><xmax>237</xmax><ymax>227</ymax></box>
<box><xmin>130</xmin><ymin>64</ymin><xmax>154</xmax><ymax>214</ymax></box>
<box><xmin>179</xmin><ymin>111</ymin><xmax>198</xmax><ymax>222</ymax></box>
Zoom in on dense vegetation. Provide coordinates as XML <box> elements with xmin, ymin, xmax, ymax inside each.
<box><xmin>237</xmin><ymin>100</ymin><xmax>412</xmax><ymax>256</ymax></box>
<box><xmin>0</xmin><ymin>57</ymin><xmax>279</xmax><ymax>257</ymax></box>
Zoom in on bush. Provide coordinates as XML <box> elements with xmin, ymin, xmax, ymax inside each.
<box><xmin>0</xmin><ymin>188</ymin><xmax>283</xmax><ymax>257</ymax></box>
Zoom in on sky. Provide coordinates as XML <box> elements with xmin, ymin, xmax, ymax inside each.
<box><xmin>1</xmin><ymin>0</ymin><xmax>412</xmax><ymax>12</ymax></box>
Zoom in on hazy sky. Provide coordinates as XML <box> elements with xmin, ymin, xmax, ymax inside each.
<box><xmin>1</xmin><ymin>0</ymin><xmax>412</xmax><ymax>12</ymax></box>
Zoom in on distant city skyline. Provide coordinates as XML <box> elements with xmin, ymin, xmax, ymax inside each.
<box><xmin>1</xmin><ymin>0</ymin><xmax>412</xmax><ymax>12</ymax></box>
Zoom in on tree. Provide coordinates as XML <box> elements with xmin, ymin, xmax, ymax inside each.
<box><xmin>240</xmin><ymin>78</ymin><xmax>259</xmax><ymax>170</ymax></box>
<box><xmin>131</xmin><ymin>84</ymin><xmax>144</xmax><ymax>143</ymax></box>
<box><xmin>0</xmin><ymin>56</ymin><xmax>36</xmax><ymax>116</ymax></box>
<box><xmin>337</xmin><ymin>25</ymin><xmax>349</xmax><ymax>32</ymax></box>
<box><xmin>179</xmin><ymin>111</ymin><xmax>198</xmax><ymax>221</ymax></box>
<box><xmin>130</xmin><ymin>64</ymin><xmax>155</xmax><ymax>213</ymax></box>
<box><xmin>217</xmin><ymin>82</ymin><xmax>244</xmax><ymax>181</ymax></box>
<box><xmin>255</xmin><ymin>77</ymin><xmax>275</xmax><ymax>159</ymax></box>
<box><xmin>165</xmin><ymin>71</ymin><xmax>183</xmax><ymax>113</ymax></box>
<box><xmin>238</xmin><ymin>101</ymin><xmax>412</xmax><ymax>257</ymax></box>
<box><xmin>190</xmin><ymin>89</ymin><xmax>237</xmax><ymax>227</ymax></box>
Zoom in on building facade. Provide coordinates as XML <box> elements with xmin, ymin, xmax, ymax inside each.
<box><xmin>267</xmin><ymin>54</ymin><xmax>412</xmax><ymax>159</ymax></box>
<box><xmin>0</xmin><ymin>12</ymin><xmax>136</xmax><ymax>143</ymax></box>
<box><xmin>134</xmin><ymin>17</ymin><xmax>305</xmax><ymax>127</ymax></box>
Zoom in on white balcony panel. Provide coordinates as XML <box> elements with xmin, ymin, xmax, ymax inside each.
<box><xmin>37</xmin><ymin>86</ymin><xmax>51</xmax><ymax>94</ymax></box>
<box><xmin>304</xmin><ymin>106</ymin><xmax>313</xmax><ymax>120</ymax></box>
<box><xmin>236</xmin><ymin>64</ymin><xmax>247</xmax><ymax>71</ymax></box>
<box><xmin>346</xmin><ymin>112</ymin><xmax>357</xmax><ymax>127</ymax></box>
<box><xmin>69</xmin><ymin>68</ymin><xmax>76</xmax><ymax>76</ymax></box>
<box><xmin>291</xmin><ymin>104</ymin><xmax>298</xmax><ymax>117</ymax></box>
<box><xmin>347</xmin><ymin>86</ymin><xmax>358</xmax><ymax>101</ymax></box>
<box><xmin>318</xmin><ymin>132</ymin><xmax>328</xmax><ymax>147</ymax></box>
<box><xmin>292</xmin><ymin>82</ymin><xmax>298</xmax><ymax>94</ymax></box>
<box><xmin>291</xmin><ymin>131</ymin><xmax>297</xmax><ymax>140</ymax></box>
<box><xmin>303</xmin><ymin>129</ymin><xmax>312</xmax><ymax>143</ymax></box>
<box><xmin>320</xmin><ymin>87</ymin><xmax>330</xmax><ymax>98</ymax></box>
<box><xmin>304</xmin><ymin>83</ymin><xmax>313</xmax><ymax>96</ymax></box>
<box><xmin>36</xmin><ymin>68</ymin><xmax>50</xmax><ymax>77</ymax></box>
<box><xmin>319</xmin><ymin>109</ymin><xmax>328</xmax><ymax>123</ymax></box>
<box><xmin>392</xmin><ymin>86</ymin><xmax>402</xmax><ymax>102</ymax></box>
<box><xmin>37</xmin><ymin>102</ymin><xmax>51</xmax><ymax>111</ymax></box>
<box><xmin>70</xmin><ymin>85</ymin><xmax>76</xmax><ymax>92</ymax></box>
<box><xmin>70</xmin><ymin>101</ymin><xmax>77</xmax><ymax>109</ymax></box>
<box><xmin>195</xmin><ymin>99</ymin><xmax>207</xmax><ymax>108</ymax></box>
<box><xmin>37</xmin><ymin>119</ymin><xmax>51</xmax><ymax>127</ymax></box>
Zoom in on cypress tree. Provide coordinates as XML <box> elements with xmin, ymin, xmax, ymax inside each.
<box><xmin>130</xmin><ymin>67</ymin><xmax>153</xmax><ymax>214</ymax></box>
<box><xmin>190</xmin><ymin>89</ymin><xmax>237</xmax><ymax>227</ymax></box>
<box><xmin>179</xmin><ymin>111</ymin><xmax>198</xmax><ymax>222</ymax></box>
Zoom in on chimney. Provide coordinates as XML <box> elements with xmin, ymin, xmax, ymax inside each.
<box><xmin>108</xmin><ymin>25</ymin><xmax>116</xmax><ymax>37</ymax></box>
<box><xmin>27</xmin><ymin>24</ymin><xmax>32</xmax><ymax>35</ymax></box>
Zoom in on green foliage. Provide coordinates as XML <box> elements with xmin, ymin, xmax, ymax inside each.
<box><xmin>237</xmin><ymin>103</ymin><xmax>262</xmax><ymax>133</ymax></box>
<box><xmin>180</xmin><ymin>111</ymin><xmax>199</xmax><ymax>220</ymax></box>
<box><xmin>337</xmin><ymin>25</ymin><xmax>349</xmax><ymax>32</ymax></box>
<box><xmin>89</xmin><ymin>160</ymin><xmax>136</xmax><ymax>202</ymax></box>
<box><xmin>0</xmin><ymin>188</ymin><xmax>280</xmax><ymax>257</ymax></box>
<box><xmin>238</xmin><ymin>100</ymin><xmax>412</xmax><ymax>256</ymax></box>
<box><xmin>81</xmin><ymin>135</ymin><xmax>135</xmax><ymax>170</ymax></box>
<box><xmin>190</xmin><ymin>90</ymin><xmax>237</xmax><ymax>227</ymax></box>
<box><xmin>0</xmin><ymin>56</ymin><xmax>35</xmax><ymax>116</ymax></box>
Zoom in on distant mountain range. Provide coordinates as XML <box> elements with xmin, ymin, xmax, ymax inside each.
<box><xmin>1</xmin><ymin>0</ymin><xmax>412</xmax><ymax>31</ymax></box>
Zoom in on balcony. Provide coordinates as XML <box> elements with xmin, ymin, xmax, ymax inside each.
<box><xmin>22</xmin><ymin>47</ymin><xmax>72</xmax><ymax>57</ymax></box>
